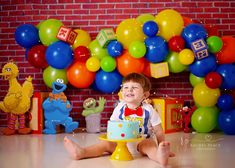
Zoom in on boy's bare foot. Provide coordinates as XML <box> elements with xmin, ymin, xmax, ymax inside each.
<box><xmin>64</xmin><ymin>136</ymin><xmax>85</xmax><ymax>160</ymax></box>
<box><xmin>155</xmin><ymin>141</ymin><xmax>171</xmax><ymax>166</ymax></box>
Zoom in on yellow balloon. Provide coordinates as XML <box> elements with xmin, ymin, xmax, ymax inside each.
<box><xmin>116</xmin><ymin>18</ymin><xmax>146</xmax><ymax>49</ymax></box>
<box><xmin>86</xmin><ymin>56</ymin><xmax>100</xmax><ymax>72</ymax></box>
<box><xmin>179</xmin><ymin>49</ymin><xmax>195</xmax><ymax>65</ymax></box>
<box><xmin>155</xmin><ymin>9</ymin><xmax>184</xmax><ymax>41</ymax></box>
<box><xmin>193</xmin><ymin>82</ymin><xmax>220</xmax><ymax>107</ymax></box>
<box><xmin>72</xmin><ymin>29</ymin><xmax>91</xmax><ymax>49</ymax></box>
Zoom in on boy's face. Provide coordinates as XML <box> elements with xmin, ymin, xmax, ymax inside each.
<box><xmin>121</xmin><ymin>81</ymin><xmax>149</xmax><ymax>105</ymax></box>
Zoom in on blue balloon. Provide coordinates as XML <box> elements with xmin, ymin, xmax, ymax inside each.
<box><xmin>46</xmin><ymin>41</ymin><xmax>73</xmax><ymax>69</ymax></box>
<box><xmin>107</xmin><ymin>40</ymin><xmax>123</xmax><ymax>57</ymax></box>
<box><xmin>143</xmin><ymin>21</ymin><xmax>158</xmax><ymax>37</ymax></box>
<box><xmin>90</xmin><ymin>81</ymin><xmax>99</xmax><ymax>91</ymax></box>
<box><xmin>218</xmin><ymin>109</ymin><xmax>235</xmax><ymax>135</ymax></box>
<box><xmin>15</xmin><ymin>24</ymin><xmax>40</xmax><ymax>48</ymax></box>
<box><xmin>181</xmin><ymin>24</ymin><xmax>207</xmax><ymax>46</ymax></box>
<box><xmin>95</xmin><ymin>70</ymin><xmax>122</xmax><ymax>93</ymax></box>
<box><xmin>217</xmin><ymin>94</ymin><xmax>234</xmax><ymax>111</ymax></box>
<box><xmin>25</xmin><ymin>48</ymin><xmax>30</xmax><ymax>60</ymax></box>
<box><xmin>216</xmin><ymin>64</ymin><xmax>235</xmax><ymax>89</ymax></box>
<box><xmin>189</xmin><ymin>54</ymin><xmax>217</xmax><ymax>77</ymax></box>
<box><xmin>144</xmin><ymin>36</ymin><xmax>169</xmax><ymax>63</ymax></box>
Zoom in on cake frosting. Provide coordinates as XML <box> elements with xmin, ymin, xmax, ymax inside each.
<box><xmin>107</xmin><ymin>120</ymin><xmax>139</xmax><ymax>140</ymax></box>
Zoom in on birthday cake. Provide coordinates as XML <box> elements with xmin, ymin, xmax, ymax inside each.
<box><xmin>107</xmin><ymin>120</ymin><xmax>139</xmax><ymax>140</ymax></box>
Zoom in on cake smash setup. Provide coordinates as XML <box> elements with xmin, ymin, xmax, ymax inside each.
<box><xmin>99</xmin><ymin>121</ymin><xmax>144</xmax><ymax>161</ymax></box>
<box><xmin>1</xmin><ymin>8</ymin><xmax>235</xmax><ymax>161</ymax></box>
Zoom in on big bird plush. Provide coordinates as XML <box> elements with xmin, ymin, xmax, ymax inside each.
<box><xmin>0</xmin><ymin>60</ymin><xmax>34</xmax><ymax>135</ymax></box>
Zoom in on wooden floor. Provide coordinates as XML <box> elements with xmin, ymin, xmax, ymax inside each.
<box><xmin>0</xmin><ymin>130</ymin><xmax>235</xmax><ymax>168</ymax></box>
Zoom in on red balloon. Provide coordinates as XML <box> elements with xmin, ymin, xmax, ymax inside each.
<box><xmin>216</xmin><ymin>36</ymin><xmax>235</xmax><ymax>64</ymax></box>
<box><xmin>231</xmin><ymin>90</ymin><xmax>235</xmax><ymax>102</ymax></box>
<box><xmin>117</xmin><ymin>50</ymin><xmax>145</xmax><ymax>77</ymax></box>
<box><xmin>143</xmin><ymin>60</ymin><xmax>151</xmax><ymax>77</ymax></box>
<box><xmin>74</xmin><ymin>46</ymin><xmax>90</xmax><ymax>62</ymax></box>
<box><xmin>168</xmin><ymin>36</ymin><xmax>185</xmax><ymax>52</ymax></box>
<box><xmin>205</xmin><ymin>72</ymin><xmax>222</xmax><ymax>89</ymax></box>
<box><xmin>204</xmin><ymin>24</ymin><xmax>220</xmax><ymax>37</ymax></box>
<box><xmin>67</xmin><ymin>61</ymin><xmax>95</xmax><ymax>88</ymax></box>
<box><xmin>28</xmin><ymin>45</ymin><xmax>48</xmax><ymax>68</ymax></box>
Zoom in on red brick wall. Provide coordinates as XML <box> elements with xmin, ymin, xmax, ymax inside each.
<box><xmin>0</xmin><ymin>0</ymin><xmax>234</xmax><ymax>128</ymax></box>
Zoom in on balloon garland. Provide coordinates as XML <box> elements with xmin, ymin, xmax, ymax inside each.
<box><xmin>14</xmin><ymin>9</ymin><xmax>235</xmax><ymax>135</ymax></box>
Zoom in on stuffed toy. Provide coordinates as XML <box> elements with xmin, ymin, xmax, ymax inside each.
<box><xmin>0</xmin><ymin>60</ymin><xmax>34</xmax><ymax>135</ymax></box>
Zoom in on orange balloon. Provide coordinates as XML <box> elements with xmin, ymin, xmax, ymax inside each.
<box><xmin>67</xmin><ymin>61</ymin><xmax>95</xmax><ymax>88</ymax></box>
<box><xmin>182</xmin><ymin>16</ymin><xmax>194</xmax><ymax>27</ymax></box>
<box><xmin>216</xmin><ymin>36</ymin><xmax>235</xmax><ymax>64</ymax></box>
<box><xmin>117</xmin><ymin>50</ymin><xmax>145</xmax><ymax>76</ymax></box>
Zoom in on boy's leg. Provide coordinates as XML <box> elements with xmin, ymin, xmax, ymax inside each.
<box><xmin>137</xmin><ymin>139</ymin><xmax>170</xmax><ymax>166</ymax></box>
<box><xmin>64</xmin><ymin>136</ymin><xmax>116</xmax><ymax>160</ymax></box>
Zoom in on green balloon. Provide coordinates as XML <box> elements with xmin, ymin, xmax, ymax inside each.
<box><xmin>39</xmin><ymin>19</ymin><xmax>63</xmax><ymax>46</ymax></box>
<box><xmin>136</xmin><ymin>14</ymin><xmax>155</xmax><ymax>24</ymax></box>
<box><xmin>100</xmin><ymin>56</ymin><xmax>116</xmax><ymax>72</ymax></box>
<box><xmin>88</xmin><ymin>39</ymin><xmax>109</xmax><ymax>60</ymax></box>
<box><xmin>207</xmin><ymin>36</ymin><xmax>223</xmax><ymax>53</ymax></box>
<box><xmin>43</xmin><ymin>66</ymin><xmax>68</xmax><ymax>88</ymax></box>
<box><xmin>189</xmin><ymin>73</ymin><xmax>204</xmax><ymax>87</ymax></box>
<box><xmin>129</xmin><ymin>41</ymin><xmax>146</xmax><ymax>58</ymax></box>
<box><xmin>191</xmin><ymin>106</ymin><xmax>219</xmax><ymax>133</ymax></box>
<box><xmin>36</xmin><ymin>20</ymin><xmax>45</xmax><ymax>30</ymax></box>
<box><xmin>165</xmin><ymin>51</ymin><xmax>187</xmax><ymax>73</ymax></box>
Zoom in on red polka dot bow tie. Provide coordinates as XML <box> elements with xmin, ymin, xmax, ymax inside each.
<box><xmin>124</xmin><ymin>106</ymin><xmax>143</xmax><ymax>116</ymax></box>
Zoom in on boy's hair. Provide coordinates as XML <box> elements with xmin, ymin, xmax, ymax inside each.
<box><xmin>122</xmin><ymin>73</ymin><xmax>151</xmax><ymax>92</ymax></box>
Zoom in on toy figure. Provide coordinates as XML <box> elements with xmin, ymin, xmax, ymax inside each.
<box><xmin>0</xmin><ymin>60</ymin><xmax>34</xmax><ymax>135</ymax></box>
<box><xmin>82</xmin><ymin>97</ymin><xmax>106</xmax><ymax>133</ymax></box>
<box><xmin>43</xmin><ymin>79</ymin><xmax>78</xmax><ymax>134</ymax></box>
<box><xmin>82</xmin><ymin>97</ymin><xmax>106</xmax><ymax>117</ymax></box>
<box><xmin>176</xmin><ymin>106</ymin><xmax>196</xmax><ymax>133</ymax></box>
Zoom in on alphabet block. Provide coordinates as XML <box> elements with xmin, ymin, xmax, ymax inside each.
<box><xmin>96</xmin><ymin>28</ymin><xmax>116</xmax><ymax>48</ymax></box>
<box><xmin>191</xmin><ymin>39</ymin><xmax>209</xmax><ymax>60</ymax></box>
<box><xmin>57</xmin><ymin>26</ymin><xmax>77</xmax><ymax>45</ymax></box>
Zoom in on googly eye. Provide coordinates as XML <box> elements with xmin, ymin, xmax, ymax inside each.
<box><xmin>56</xmin><ymin>79</ymin><xmax>64</xmax><ymax>84</ymax></box>
<box><xmin>5</xmin><ymin>68</ymin><xmax>11</xmax><ymax>72</ymax></box>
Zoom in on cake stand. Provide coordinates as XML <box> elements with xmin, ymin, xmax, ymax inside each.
<box><xmin>99</xmin><ymin>134</ymin><xmax>144</xmax><ymax>161</ymax></box>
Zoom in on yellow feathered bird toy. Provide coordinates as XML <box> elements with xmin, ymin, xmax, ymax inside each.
<box><xmin>0</xmin><ymin>60</ymin><xmax>34</xmax><ymax>135</ymax></box>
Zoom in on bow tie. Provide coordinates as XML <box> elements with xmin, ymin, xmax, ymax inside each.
<box><xmin>124</xmin><ymin>106</ymin><xmax>143</xmax><ymax>116</ymax></box>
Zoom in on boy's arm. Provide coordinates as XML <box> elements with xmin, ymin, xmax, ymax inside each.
<box><xmin>110</xmin><ymin>101</ymin><xmax>123</xmax><ymax>121</ymax></box>
<box><xmin>152</xmin><ymin>124</ymin><xmax>165</xmax><ymax>143</ymax></box>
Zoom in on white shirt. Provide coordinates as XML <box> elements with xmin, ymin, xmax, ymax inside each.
<box><xmin>110</xmin><ymin>101</ymin><xmax>161</xmax><ymax>135</ymax></box>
